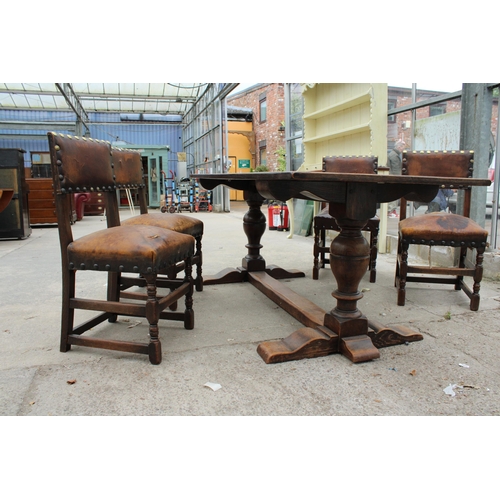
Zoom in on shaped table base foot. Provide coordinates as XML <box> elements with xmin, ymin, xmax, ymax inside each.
<box><xmin>265</xmin><ymin>265</ymin><xmax>305</xmax><ymax>280</ymax></box>
<box><xmin>203</xmin><ymin>267</ymin><xmax>247</xmax><ymax>286</ymax></box>
<box><xmin>257</xmin><ymin>326</ymin><xmax>339</xmax><ymax>364</ymax></box>
<box><xmin>367</xmin><ymin>319</ymin><xmax>424</xmax><ymax>348</ymax></box>
<box><xmin>340</xmin><ymin>335</ymin><xmax>380</xmax><ymax>363</ymax></box>
<box><xmin>204</xmin><ymin>265</ymin><xmax>305</xmax><ymax>286</ymax></box>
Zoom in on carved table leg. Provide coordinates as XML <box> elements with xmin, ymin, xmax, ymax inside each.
<box><xmin>241</xmin><ymin>191</ymin><xmax>267</xmax><ymax>272</ymax></box>
<box><xmin>256</xmin><ymin>212</ymin><xmax>425</xmax><ymax>364</ymax></box>
<box><xmin>258</xmin><ymin>217</ymin><xmax>379</xmax><ymax>364</ymax></box>
<box><xmin>324</xmin><ymin>217</ymin><xmax>380</xmax><ymax>362</ymax></box>
<box><xmin>204</xmin><ymin>192</ymin><xmax>304</xmax><ymax>285</ymax></box>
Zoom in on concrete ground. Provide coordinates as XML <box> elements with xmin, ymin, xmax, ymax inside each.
<box><xmin>1</xmin><ymin>201</ymin><xmax>500</xmax><ymax>417</ymax></box>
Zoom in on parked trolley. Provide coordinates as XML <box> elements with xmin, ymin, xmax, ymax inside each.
<box><xmin>175</xmin><ymin>177</ymin><xmax>195</xmax><ymax>213</ymax></box>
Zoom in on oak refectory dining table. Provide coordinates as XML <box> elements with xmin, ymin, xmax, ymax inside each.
<box><xmin>194</xmin><ymin>171</ymin><xmax>490</xmax><ymax>364</ymax></box>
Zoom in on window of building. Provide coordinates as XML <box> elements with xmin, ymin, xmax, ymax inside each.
<box><xmin>259</xmin><ymin>140</ymin><xmax>267</xmax><ymax>167</ymax></box>
<box><xmin>429</xmin><ymin>103</ymin><xmax>446</xmax><ymax>116</ymax></box>
<box><xmin>285</xmin><ymin>83</ymin><xmax>304</xmax><ymax>171</ymax></box>
<box><xmin>30</xmin><ymin>152</ymin><xmax>51</xmax><ymax>177</ymax></box>
<box><xmin>259</xmin><ymin>93</ymin><xmax>267</xmax><ymax>123</ymax></box>
<box><xmin>388</xmin><ymin>98</ymin><xmax>397</xmax><ymax>122</ymax></box>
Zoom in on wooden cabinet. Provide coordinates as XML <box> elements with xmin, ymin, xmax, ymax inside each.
<box><xmin>26</xmin><ymin>177</ymin><xmax>58</xmax><ymax>224</ymax></box>
<box><xmin>25</xmin><ymin>172</ymin><xmax>76</xmax><ymax>225</ymax></box>
<box><xmin>0</xmin><ymin>149</ymin><xmax>31</xmax><ymax>239</ymax></box>
<box><xmin>84</xmin><ymin>192</ymin><xmax>105</xmax><ymax>215</ymax></box>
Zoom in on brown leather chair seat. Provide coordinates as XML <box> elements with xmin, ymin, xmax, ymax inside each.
<box><xmin>68</xmin><ymin>225</ymin><xmax>195</xmax><ymax>274</ymax></box>
<box><xmin>113</xmin><ymin>147</ymin><xmax>204</xmax><ymax>291</ymax></box>
<box><xmin>122</xmin><ymin>213</ymin><xmax>203</xmax><ymax>238</ymax></box>
<box><xmin>399</xmin><ymin>212</ymin><xmax>488</xmax><ymax>246</ymax></box>
<box><xmin>314</xmin><ymin>207</ymin><xmax>334</xmax><ymax>224</ymax></box>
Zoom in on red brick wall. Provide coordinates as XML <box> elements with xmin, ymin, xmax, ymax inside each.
<box><xmin>228</xmin><ymin>83</ymin><xmax>285</xmax><ymax>171</ymax></box>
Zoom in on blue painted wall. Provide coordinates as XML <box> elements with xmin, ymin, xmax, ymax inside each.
<box><xmin>0</xmin><ymin>109</ymin><xmax>184</xmax><ymax>168</ymax></box>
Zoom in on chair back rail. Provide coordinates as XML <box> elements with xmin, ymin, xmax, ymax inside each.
<box><xmin>323</xmin><ymin>155</ymin><xmax>378</xmax><ymax>174</ymax></box>
<box><xmin>48</xmin><ymin>132</ymin><xmax>116</xmax><ymax>251</ymax></box>
<box><xmin>402</xmin><ymin>150</ymin><xmax>473</xmax><ymax>178</ymax></box>
<box><xmin>401</xmin><ymin>150</ymin><xmax>474</xmax><ymax>219</ymax></box>
<box><xmin>111</xmin><ymin>147</ymin><xmax>149</xmax><ymax>214</ymax></box>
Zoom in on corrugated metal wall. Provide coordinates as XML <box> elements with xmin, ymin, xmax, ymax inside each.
<box><xmin>1</xmin><ymin>109</ymin><xmax>76</xmax><ymax>122</ymax></box>
<box><xmin>0</xmin><ymin>110</ymin><xmax>183</xmax><ymax>167</ymax></box>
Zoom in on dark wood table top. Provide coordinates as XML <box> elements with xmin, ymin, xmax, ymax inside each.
<box><xmin>195</xmin><ymin>171</ymin><xmax>490</xmax><ymax>185</ymax></box>
<box><xmin>195</xmin><ymin>171</ymin><xmax>491</xmax><ymax>214</ymax></box>
<box><xmin>195</xmin><ymin>171</ymin><xmax>490</xmax><ymax>196</ymax></box>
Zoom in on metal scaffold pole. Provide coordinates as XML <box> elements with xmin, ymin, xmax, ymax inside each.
<box><xmin>490</xmin><ymin>120</ymin><xmax>500</xmax><ymax>249</ymax></box>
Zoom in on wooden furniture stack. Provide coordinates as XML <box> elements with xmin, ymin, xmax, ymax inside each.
<box><xmin>84</xmin><ymin>192</ymin><xmax>105</xmax><ymax>215</ymax></box>
<box><xmin>25</xmin><ymin>174</ymin><xmax>57</xmax><ymax>224</ymax></box>
<box><xmin>26</xmin><ymin>169</ymin><xmax>76</xmax><ymax>225</ymax></box>
<box><xmin>0</xmin><ymin>148</ymin><xmax>31</xmax><ymax>239</ymax></box>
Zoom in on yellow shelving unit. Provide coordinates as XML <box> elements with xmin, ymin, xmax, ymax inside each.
<box><xmin>298</xmin><ymin>83</ymin><xmax>389</xmax><ymax>252</ymax></box>
<box><xmin>300</xmin><ymin>83</ymin><xmax>388</xmax><ymax>172</ymax></box>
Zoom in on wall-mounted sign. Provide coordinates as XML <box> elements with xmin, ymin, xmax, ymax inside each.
<box><xmin>238</xmin><ymin>159</ymin><xmax>251</xmax><ymax>169</ymax></box>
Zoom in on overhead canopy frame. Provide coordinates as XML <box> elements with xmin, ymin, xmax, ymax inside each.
<box><xmin>0</xmin><ymin>83</ymin><xmax>214</xmax><ymax>117</ymax></box>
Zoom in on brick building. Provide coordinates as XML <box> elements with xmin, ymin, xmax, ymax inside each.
<box><xmin>388</xmin><ymin>86</ymin><xmax>498</xmax><ymax>150</ymax></box>
<box><xmin>229</xmin><ymin>84</ymin><xmax>499</xmax><ymax>171</ymax></box>
<box><xmin>227</xmin><ymin>83</ymin><xmax>286</xmax><ymax>171</ymax></box>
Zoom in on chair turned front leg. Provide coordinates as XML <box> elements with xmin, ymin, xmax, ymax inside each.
<box><xmin>397</xmin><ymin>240</ymin><xmax>409</xmax><ymax>306</ymax></box>
<box><xmin>184</xmin><ymin>257</ymin><xmax>195</xmax><ymax>329</ymax></box>
<box><xmin>144</xmin><ymin>274</ymin><xmax>162</xmax><ymax>365</ymax></box>
<box><xmin>369</xmin><ymin>226</ymin><xmax>379</xmax><ymax>283</ymax></box>
<box><xmin>60</xmin><ymin>269</ymin><xmax>76</xmax><ymax>352</ymax></box>
<box><xmin>312</xmin><ymin>226</ymin><xmax>320</xmax><ymax>280</ymax></box>
<box><xmin>195</xmin><ymin>235</ymin><xmax>203</xmax><ymax>291</ymax></box>
<box><xmin>470</xmin><ymin>247</ymin><xmax>485</xmax><ymax>311</ymax></box>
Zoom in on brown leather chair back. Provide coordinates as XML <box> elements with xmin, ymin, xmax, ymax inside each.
<box><xmin>48</xmin><ymin>132</ymin><xmax>117</xmax><ymax>231</ymax></box>
<box><xmin>111</xmin><ymin>148</ymin><xmax>149</xmax><ymax>214</ymax></box>
<box><xmin>322</xmin><ymin>155</ymin><xmax>378</xmax><ymax>174</ymax></box>
<box><xmin>400</xmin><ymin>150</ymin><xmax>474</xmax><ymax>218</ymax></box>
<box><xmin>48</xmin><ymin>133</ymin><xmax>114</xmax><ymax>194</ymax></box>
<box><xmin>402</xmin><ymin>150</ymin><xmax>474</xmax><ymax>178</ymax></box>
<box><xmin>111</xmin><ymin>148</ymin><xmax>145</xmax><ymax>186</ymax></box>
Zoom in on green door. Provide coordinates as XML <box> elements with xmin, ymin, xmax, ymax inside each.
<box><xmin>148</xmin><ymin>156</ymin><xmax>161</xmax><ymax>207</ymax></box>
